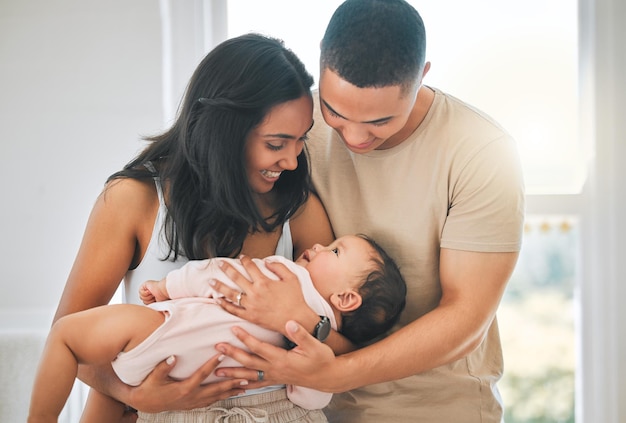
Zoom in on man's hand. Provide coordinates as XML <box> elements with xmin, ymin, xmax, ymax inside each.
<box><xmin>215</xmin><ymin>321</ymin><xmax>340</xmax><ymax>393</ymax></box>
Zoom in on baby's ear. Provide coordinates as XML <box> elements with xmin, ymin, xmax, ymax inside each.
<box><xmin>330</xmin><ymin>289</ymin><xmax>362</xmax><ymax>312</ymax></box>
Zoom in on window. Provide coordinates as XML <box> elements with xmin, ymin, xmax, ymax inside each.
<box><xmin>163</xmin><ymin>1</ymin><xmax>587</xmax><ymax>420</ymax></box>
<box><xmin>501</xmin><ymin>216</ymin><xmax>577</xmax><ymax>422</ymax></box>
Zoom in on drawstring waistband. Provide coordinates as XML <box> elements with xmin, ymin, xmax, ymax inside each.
<box><xmin>210</xmin><ymin>406</ymin><xmax>269</xmax><ymax>422</ymax></box>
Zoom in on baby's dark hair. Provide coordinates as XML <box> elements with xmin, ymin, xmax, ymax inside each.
<box><xmin>341</xmin><ymin>235</ymin><xmax>407</xmax><ymax>345</ymax></box>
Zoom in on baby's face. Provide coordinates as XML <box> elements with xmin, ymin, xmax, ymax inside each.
<box><xmin>295</xmin><ymin>235</ymin><xmax>375</xmax><ymax>299</ymax></box>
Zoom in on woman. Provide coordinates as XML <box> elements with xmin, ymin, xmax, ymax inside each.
<box><xmin>52</xmin><ymin>33</ymin><xmax>334</xmax><ymax>422</ymax></box>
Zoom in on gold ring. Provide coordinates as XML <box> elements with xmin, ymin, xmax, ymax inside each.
<box><xmin>236</xmin><ymin>292</ymin><xmax>244</xmax><ymax>306</ymax></box>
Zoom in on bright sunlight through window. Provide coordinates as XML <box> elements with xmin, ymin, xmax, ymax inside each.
<box><xmin>226</xmin><ymin>0</ymin><xmax>582</xmax><ymax>195</ymax></box>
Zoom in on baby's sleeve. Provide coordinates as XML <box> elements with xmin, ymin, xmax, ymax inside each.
<box><xmin>287</xmin><ymin>385</ymin><xmax>332</xmax><ymax>410</ymax></box>
<box><xmin>165</xmin><ymin>259</ymin><xmax>219</xmax><ymax>299</ymax></box>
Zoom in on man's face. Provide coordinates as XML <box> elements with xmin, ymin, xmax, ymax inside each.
<box><xmin>318</xmin><ymin>68</ymin><xmax>419</xmax><ymax>153</ymax></box>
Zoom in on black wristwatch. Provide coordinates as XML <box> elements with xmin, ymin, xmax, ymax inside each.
<box><xmin>284</xmin><ymin>316</ymin><xmax>331</xmax><ymax>350</ymax></box>
<box><xmin>313</xmin><ymin>315</ymin><xmax>331</xmax><ymax>342</ymax></box>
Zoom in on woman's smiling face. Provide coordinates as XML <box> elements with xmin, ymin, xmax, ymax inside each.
<box><xmin>244</xmin><ymin>95</ymin><xmax>314</xmax><ymax>194</ymax></box>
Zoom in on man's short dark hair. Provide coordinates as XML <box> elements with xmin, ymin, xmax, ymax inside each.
<box><xmin>321</xmin><ymin>0</ymin><xmax>427</xmax><ymax>91</ymax></box>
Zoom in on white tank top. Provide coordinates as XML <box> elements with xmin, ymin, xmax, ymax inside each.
<box><xmin>123</xmin><ymin>177</ymin><xmax>293</xmax><ymax>305</ymax></box>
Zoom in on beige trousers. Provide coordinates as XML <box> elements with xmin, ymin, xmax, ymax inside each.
<box><xmin>137</xmin><ymin>388</ymin><xmax>328</xmax><ymax>423</ymax></box>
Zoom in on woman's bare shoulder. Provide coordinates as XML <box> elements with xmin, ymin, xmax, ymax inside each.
<box><xmin>100</xmin><ymin>177</ymin><xmax>158</xmax><ymax>211</ymax></box>
<box><xmin>87</xmin><ymin>177</ymin><xmax>160</xmax><ymax>236</ymax></box>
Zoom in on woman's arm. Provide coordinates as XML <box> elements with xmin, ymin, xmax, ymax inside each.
<box><xmin>52</xmin><ymin>178</ymin><xmax>157</xmax><ymax>407</ymax></box>
<box><xmin>79</xmin><ymin>390</ymin><xmax>129</xmax><ymax>423</ymax></box>
<box><xmin>289</xmin><ymin>192</ymin><xmax>334</xmax><ymax>258</ymax></box>
<box><xmin>54</xmin><ymin>178</ymin><xmax>156</xmax><ymax>320</ymax></box>
<box><xmin>54</xmin><ymin>178</ymin><xmax>248</xmax><ymax>412</ymax></box>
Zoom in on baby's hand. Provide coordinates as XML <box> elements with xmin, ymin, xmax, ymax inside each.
<box><xmin>140</xmin><ymin>279</ymin><xmax>169</xmax><ymax>304</ymax></box>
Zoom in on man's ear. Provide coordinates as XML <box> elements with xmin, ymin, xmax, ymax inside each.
<box><xmin>330</xmin><ymin>289</ymin><xmax>362</xmax><ymax>312</ymax></box>
<box><xmin>420</xmin><ymin>61</ymin><xmax>431</xmax><ymax>83</ymax></box>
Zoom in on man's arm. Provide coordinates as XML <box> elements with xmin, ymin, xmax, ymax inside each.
<box><xmin>215</xmin><ymin>249</ymin><xmax>518</xmax><ymax>391</ymax></box>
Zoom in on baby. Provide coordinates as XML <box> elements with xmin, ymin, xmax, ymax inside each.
<box><xmin>28</xmin><ymin>234</ymin><xmax>406</xmax><ymax>422</ymax></box>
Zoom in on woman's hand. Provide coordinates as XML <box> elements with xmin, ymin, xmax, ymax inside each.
<box><xmin>126</xmin><ymin>354</ymin><xmax>250</xmax><ymax>412</ymax></box>
<box><xmin>215</xmin><ymin>321</ymin><xmax>341</xmax><ymax>393</ymax></box>
<box><xmin>213</xmin><ymin>256</ymin><xmax>319</xmax><ymax>335</ymax></box>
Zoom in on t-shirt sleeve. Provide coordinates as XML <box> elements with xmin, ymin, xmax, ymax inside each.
<box><xmin>441</xmin><ymin>134</ymin><xmax>525</xmax><ymax>252</ymax></box>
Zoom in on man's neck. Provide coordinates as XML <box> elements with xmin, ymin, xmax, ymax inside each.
<box><xmin>381</xmin><ymin>85</ymin><xmax>435</xmax><ymax>150</ymax></box>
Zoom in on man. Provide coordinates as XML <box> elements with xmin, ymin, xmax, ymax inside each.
<box><xmin>214</xmin><ymin>1</ymin><xmax>524</xmax><ymax>421</ymax></box>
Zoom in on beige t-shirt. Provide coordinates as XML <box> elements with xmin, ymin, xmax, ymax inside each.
<box><xmin>307</xmin><ymin>87</ymin><xmax>525</xmax><ymax>422</ymax></box>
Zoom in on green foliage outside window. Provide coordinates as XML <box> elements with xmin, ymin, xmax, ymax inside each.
<box><xmin>498</xmin><ymin>218</ymin><xmax>576</xmax><ymax>422</ymax></box>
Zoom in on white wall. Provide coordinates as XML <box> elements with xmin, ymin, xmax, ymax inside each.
<box><xmin>0</xmin><ymin>0</ymin><xmax>163</xmax><ymax>329</ymax></box>
<box><xmin>1</xmin><ymin>1</ymin><xmax>162</xmax><ymax>419</ymax></box>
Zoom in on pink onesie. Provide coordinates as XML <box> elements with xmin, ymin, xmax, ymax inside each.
<box><xmin>111</xmin><ymin>255</ymin><xmax>336</xmax><ymax>410</ymax></box>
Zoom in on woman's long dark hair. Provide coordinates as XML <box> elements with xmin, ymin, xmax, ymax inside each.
<box><xmin>108</xmin><ymin>33</ymin><xmax>314</xmax><ymax>260</ymax></box>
